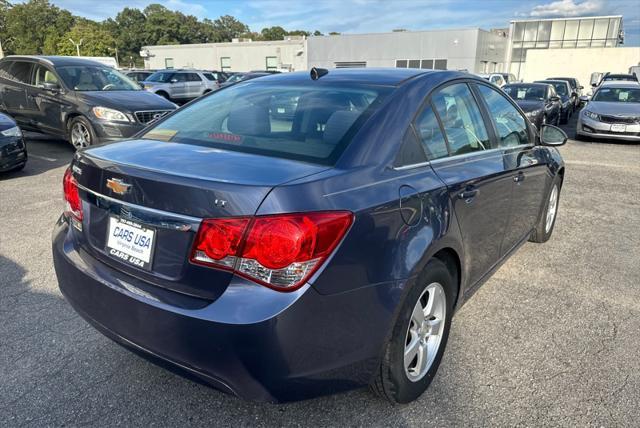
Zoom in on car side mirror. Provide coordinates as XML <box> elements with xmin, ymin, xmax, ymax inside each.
<box><xmin>578</xmin><ymin>85</ymin><xmax>584</xmax><ymax>89</ymax></box>
<box><xmin>138</xmin><ymin>82</ymin><xmax>145</xmax><ymax>89</ymax></box>
<box><xmin>540</xmin><ymin>124</ymin><xmax>567</xmax><ymax>146</ymax></box>
<box><xmin>549</xmin><ymin>96</ymin><xmax>560</xmax><ymax>102</ymax></box>
<box><xmin>41</xmin><ymin>82</ymin><xmax>61</xmax><ymax>93</ymax></box>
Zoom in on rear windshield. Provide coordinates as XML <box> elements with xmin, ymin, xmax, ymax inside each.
<box><xmin>592</xmin><ymin>87</ymin><xmax>640</xmax><ymax>103</ymax></box>
<box><xmin>142</xmin><ymin>81</ymin><xmax>390</xmax><ymax>164</ymax></box>
<box><xmin>503</xmin><ymin>85</ymin><xmax>546</xmax><ymax>101</ymax></box>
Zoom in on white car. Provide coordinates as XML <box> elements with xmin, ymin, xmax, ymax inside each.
<box><xmin>577</xmin><ymin>82</ymin><xmax>640</xmax><ymax>142</ymax></box>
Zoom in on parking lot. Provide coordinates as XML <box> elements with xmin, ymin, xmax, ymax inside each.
<box><xmin>1</xmin><ymin>114</ymin><xmax>639</xmax><ymax>426</ymax></box>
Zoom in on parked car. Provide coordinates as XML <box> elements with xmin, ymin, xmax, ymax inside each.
<box><xmin>219</xmin><ymin>71</ymin><xmax>272</xmax><ymax>88</ymax></box>
<box><xmin>142</xmin><ymin>69</ymin><xmax>220</xmax><ymax>102</ymax></box>
<box><xmin>600</xmin><ymin>73</ymin><xmax>639</xmax><ymax>84</ymax></box>
<box><xmin>576</xmin><ymin>82</ymin><xmax>640</xmax><ymax>142</ymax></box>
<box><xmin>124</xmin><ymin>70</ymin><xmax>156</xmax><ymax>83</ymax></box>
<box><xmin>0</xmin><ymin>112</ymin><xmax>27</xmax><ymax>172</ymax></box>
<box><xmin>0</xmin><ymin>56</ymin><xmax>177</xmax><ymax>149</ymax></box>
<box><xmin>478</xmin><ymin>73</ymin><xmax>506</xmax><ymax>87</ymax></box>
<box><xmin>547</xmin><ymin>77</ymin><xmax>583</xmax><ymax>108</ymax></box>
<box><xmin>53</xmin><ymin>68</ymin><xmax>567</xmax><ymax>404</ymax></box>
<box><xmin>502</xmin><ymin>83</ymin><xmax>562</xmax><ymax>129</ymax></box>
<box><xmin>536</xmin><ymin>80</ymin><xmax>573</xmax><ymax>123</ymax></box>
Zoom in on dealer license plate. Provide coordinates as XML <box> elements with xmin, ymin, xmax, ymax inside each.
<box><xmin>106</xmin><ymin>216</ymin><xmax>156</xmax><ymax>270</ymax></box>
<box><xmin>611</xmin><ymin>124</ymin><xmax>626</xmax><ymax>133</ymax></box>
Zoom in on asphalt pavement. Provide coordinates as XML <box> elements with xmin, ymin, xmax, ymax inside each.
<box><xmin>1</xmin><ymin>115</ymin><xmax>639</xmax><ymax>426</ymax></box>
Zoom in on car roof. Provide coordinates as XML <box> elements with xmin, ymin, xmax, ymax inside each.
<box><xmin>538</xmin><ymin>79</ymin><xmax>569</xmax><ymax>85</ymax></box>
<box><xmin>239</xmin><ymin>68</ymin><xmax>446</xmax><ymax>86</ymax></box>
<box><xmin>3</xmin><ymin>55</ymin><xmax>107</xmax><ymax>67</ymax></box>
<box><xmin>599</xmin><ymin>81</ymin><xmax>640</xmax><ymax>88</ymax></box>
<box><xmin>505</xmin><ymin>82</ymin><xmax>550</xmax><ymax>88</ymax></box>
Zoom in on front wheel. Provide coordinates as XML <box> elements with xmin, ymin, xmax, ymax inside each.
<box><xmin>530</xmin><ymin>175</ymin><xmax>562</xmax><ymax>243</ymax></box>
<box><xmin>371</xmin><ymin>259</ymin><xmax>454</xmax><ymax>404</ymax></box>
<box><xmin>68</xmin><ymin>116</ymin><xmax>97</xmax><ymax>150</ymax></box>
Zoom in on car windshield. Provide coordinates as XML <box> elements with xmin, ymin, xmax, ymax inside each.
<box><xmin>57</xmin><ymin>66</ymin><xmax>140</xmax><ymax>91</ymax></box>
<box><xmin>142</xmin><ymin>81</ymin><xmax>391</xmax><ymax>165</ymax></box>
<box><xmin>592</xmin><ymin>87</ymin><xmax>640</xmax><ymax>103</ymax></box>
<box><xmin>603</xmin><ymin>75</ymin><xmax>637</xmax><ymax>82</ymax></box>
<box><xmin>503</xmin><ymin>85</ymin><xmax>545</xmax><ymax>101</ymax></box>
<box><xmin>225</xmin><ymin>74</ymin><xmax>245</xmax><ymax>83</ymax></box>
<box><xmin>546</xmin><ymin>82</ymin><xmax>568</xmax><ymax>96</ymax></box>
<box><xmin>146</xmin><ymin>72</ymin><xmax>176</xmax><ymax>83</ymax></box>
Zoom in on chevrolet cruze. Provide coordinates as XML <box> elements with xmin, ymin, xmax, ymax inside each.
<box><xmin>52</xmin><ymin>68</ymin><xmax>567</xmax><ymax>403</ymax></box>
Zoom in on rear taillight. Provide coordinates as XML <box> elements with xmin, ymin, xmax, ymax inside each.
<box><xmin>63</xmin><ymin>167</ymin><xmax>83</xmax><ymax>221</ymax></box>
<box><xmin>191</xmin><ymin>211</ymin><xmax>353</xmax><ymax>291</ymax></box>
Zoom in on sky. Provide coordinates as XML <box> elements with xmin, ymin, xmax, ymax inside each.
<box><xmin>49</xmin><ymin>0</ymin><xmax>640</xmax><ymax>46</ymax></box>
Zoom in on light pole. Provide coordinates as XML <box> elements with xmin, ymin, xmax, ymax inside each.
<box><xmin>68</xmin><ymin>38</ymin><xmax>83</xmax><ymax>56</ymax></box>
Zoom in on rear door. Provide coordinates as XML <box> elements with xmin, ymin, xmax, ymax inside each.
<box><xmin>427</xmin><ymin>82</ymin><xmax>514</xmax><ymax>287</ymax></box>
<box><xmin>0</xmin><ymin>60</ymin><xmax>34</xmax><ymax>125</ymax></box>
<box><xmin>185</xmin><ymin>72</ymin><xmax>204</xmax><ymax>98</ymax></box>
<box><xmin>171</xmin><ymin>73</ymin><xmax>188</xmax><ymax>98</ymax></box>
<box><xmin>474</xmin><ymin>82</ymin><xmax>549</xmax><ymax>254</ymax></box>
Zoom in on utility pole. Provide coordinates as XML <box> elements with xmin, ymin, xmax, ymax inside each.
<box><xmin>68</xmin><ymin>38</ymin><xmax>83</xmax><ymax>56</ymax></box>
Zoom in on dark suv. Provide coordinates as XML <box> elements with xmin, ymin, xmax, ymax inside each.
<box><xmin>0</xmin><ymin>56</ymin><xmax>177</xmax><ymax>149</ymax></box>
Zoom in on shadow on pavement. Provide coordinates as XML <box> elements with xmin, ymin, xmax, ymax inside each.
<box><xmin>0</xmin><ymin>133</ymin><xmax>74</xmax><ymax>180</ymax></box>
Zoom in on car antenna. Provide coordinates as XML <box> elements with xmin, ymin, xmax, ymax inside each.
<box><xmin>310</xmin><ymin>67</ymin><xmax>329</xmax><ymax>80</ymax></box>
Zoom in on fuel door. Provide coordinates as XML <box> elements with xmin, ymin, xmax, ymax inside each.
<box><xmin>399</xmin><ymin>184</ymin><xmax>422</xmax><ymax>227</ymax></box>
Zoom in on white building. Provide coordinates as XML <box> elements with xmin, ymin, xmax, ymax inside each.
<box><xmin>140</xmin><ymin>15</ymin><xmax>633</xmax><ymax>78</ymax></box>
<box><xmin>141</xmin><ymin>37</ymin><xmax>307</xmax><ymax>72</ymax></box>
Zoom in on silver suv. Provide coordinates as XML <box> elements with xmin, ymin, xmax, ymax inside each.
<box><xmin>142</xmin><ymin>70</ymin><xmax>219</xmax><ymax>103</ymax></box>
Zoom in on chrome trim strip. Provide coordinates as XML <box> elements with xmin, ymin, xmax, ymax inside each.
<box><xmin>392</xmin><ymin>144</ymin><xmax>534</xmax><ymax>171</ymax></box>
<box><xmin>77</xmin><ymin>184</ymin><xmax>201</xmax><ymax>231</ymax></box>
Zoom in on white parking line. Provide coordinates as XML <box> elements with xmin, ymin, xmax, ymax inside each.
<box><xmin>29</xmin><ymin>154</ymin><xmax>57</xmax><ymax>162</ymax></box>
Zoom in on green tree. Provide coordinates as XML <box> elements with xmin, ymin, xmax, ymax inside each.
<box><xmin>108</xmin><ymin>7</ymin><xmax>147</xmax><ymax>64</ymax></box>
<box><xmin>261</xmin><ymin>26</ymin><xmax>287</xmax><ymax>41</ymax></box>
<box><xmin>56</xmin><ymin>21</ymin><xmax>116</xmax><ymax>57</ymax></box>
<box><xmin>2</xmin><ymin>0</ymin><xmax>73</xmax><ymax>55</ymax></box>
<box><xmin>212</xmin><ymin>15</ymin><xmax>249</xmax><ymax>41</ymax></box>
<box><xmin>313</xmin><ymin>30</ymin><xmax>323</xmax><ymax>36</ymax></box>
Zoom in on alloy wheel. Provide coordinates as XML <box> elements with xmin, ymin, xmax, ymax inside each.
<box><xmin>404</xmin><ymin>282</ymin><xmax>447</xmax><ymax>382</ymax></box>
<box><xmin>545</xmin><ymin>184</ymin><xmax>559</xmax><ymax>233</ymax></box>
<box><xmin>71</xmin><ymin>122</ymin><xmax>91</xmax><ymax>149</ymax></box>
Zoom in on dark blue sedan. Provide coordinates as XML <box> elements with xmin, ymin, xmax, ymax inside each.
<box><xmin>52</xmin><ymin>68</ymin><xmax>567</xmax><ymax>403</ymax></box>
<box><xmin>0</xmin><ymin>113</ymin><xmax>27</xmax><ymax>172</ymax></box>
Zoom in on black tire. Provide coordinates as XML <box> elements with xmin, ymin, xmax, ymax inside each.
<box><xmin>156</xmin><ymin>91</ymin><xmax>171</xmax><ymax>101</ymax></box>
<box><xmin>67</xmin><ymin>116</ymin><xmax>97</xmax><ymax>150</ymax></box>
<box><xmin>530</xmin><ymin>175</ymin><xmax>562</xmax><ymax>243</ymax></box>
<box><xmin>370</xmin><ymin>259</ymin><xmax>454</xmax><ymax>404</ymax></box>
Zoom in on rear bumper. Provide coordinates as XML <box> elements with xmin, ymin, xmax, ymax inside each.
<box><xmin>52</xmin><ymin>217</ymin><xmax>404</xmax><ymax>402</ymax></box>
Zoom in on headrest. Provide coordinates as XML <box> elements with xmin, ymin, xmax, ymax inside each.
<box><xmin>323</xmin><ymin>110</ymin><xmax>360</xmax><ymax>145</ymax></box>
<box><xmin>227</xmin><ymin>102</ymin><xmax>271</xmax><ymax>136</ymax></box>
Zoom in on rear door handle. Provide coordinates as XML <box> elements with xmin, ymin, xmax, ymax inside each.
<box><xmin>458</xmin><ymin>188</ymin><xmax>478</xmax><ymax>201</ymax></box>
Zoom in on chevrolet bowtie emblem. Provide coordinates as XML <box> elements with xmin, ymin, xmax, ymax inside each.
<box><xmin>106</xmin><ymin>178</ymin><xmax>131</xmax><ymax>195</ymax></box>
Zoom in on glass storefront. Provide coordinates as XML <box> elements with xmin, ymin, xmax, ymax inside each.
<box><xmin>509</xmin><ymin>16</ymin><xmax>623</xmax><ymax>77</ymax></box>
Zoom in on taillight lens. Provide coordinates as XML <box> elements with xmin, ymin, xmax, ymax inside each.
<box><xmin>63</xmin><ymin>167</ymin><xmax>83</xmax><ymax>221</ymax></box>
<box><xmin>190</xmin><ymin>211</ymin><xmax>353</xmax><ymax>291</ymax></box>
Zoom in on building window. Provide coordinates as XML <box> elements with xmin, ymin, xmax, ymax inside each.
<box><xmin>265</xmin><ymin>56</ymin><xmax>278</xmax><ymax>71</ymax></box>
<box><xmin>220</xmin><ymin>57</ymin><xmax>231</xmax><ymax>72</ymax></box>
<box><xmin>434</xmin><ymin>59</ymin><xmax>447</xmax><ymax>70</ymax></box>
<box><xmin>408</xmin><ymin>59</ymin><xmax>420</xmax><ymax>68</ymax></box>
<box><xmin>396</xmin><ymin>60</ymin><xmax>408</xmax><ymax>68</ymax></box>
<box><xmin>420</xmin><ymin>60</ymin><xmax>433</xmax><ymax>69</ymax></box>
<box><xmin>164</xmin><ymin>58</ymin><xmax>174</xmax><ymax>69</ymax></box>
<box><xmin>334</xmin><ymin>61</ymin><xmax>367</xmax><ymax>68</ymax></box>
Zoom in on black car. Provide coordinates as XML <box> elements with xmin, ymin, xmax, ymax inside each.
<box><xmin>124</xmin><ymin>70</ymin><xmax>156</xmax><ymax>82</ymax></box>
<box><xmin>219</xmin><ymin>72</ymin><xmax>272</xmax><ymax>88</ymax></box>
<box><xmin>503</xmin><ymin>83</ymin><xmax>562</xmax><ymax>129</ymax></box>
<box><xmin>0</xmin><ymin>56</ymin><xmax>177</xmax><ymax>149</ymax></box>
<box><xmin>536</xmin><ymin>80</ymin><xmax>573</xmax><ymax>124</ymax></box>
<box><xmin>0</xmin><ymin>112</ymin><xmax>27</xmax><ymax>172</ymax></box>
<box><xmin>548</xmin><ymin>77</ymin><xmax>583</xmax><ymax>108</ymax></box>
